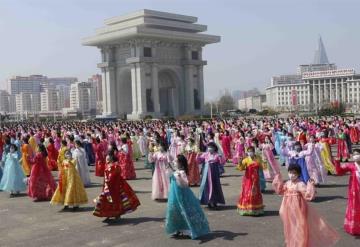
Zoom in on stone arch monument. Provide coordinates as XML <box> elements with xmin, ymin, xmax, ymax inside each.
<box><xmin>83</xmin><ymin>9</ymin><xmax>220</xmax><ymax>119</ymax></box>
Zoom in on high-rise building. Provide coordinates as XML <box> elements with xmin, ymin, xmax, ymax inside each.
<box><xmin>8</xmin><ymin>75</ymin><xmax>44</xmax><ymax>95</ymax></box>
<box><xmin>40</xmin><ymin>88</ymin><xmax>65</xmax><ymax>112</ymax></box>
<box><xmin>88</xmin><ymin>74</ymin><xmax>102</xmax><ymax>102</ymax></box>
<box><xmin>265</xmin><ymin>37</ymin><xmax>360</xmax><ymax>112</ymax></box>
<box><xmin>0</xmin><ymin>90</ymin><xmax>10</xmax><ymax>112</ymax></box>
<box><xmin>70</xmin><ymin>82</ymin><xmax>96</xmax><ymax>115</ymax></box>
<box><xmin>15</xmin><ymin>93</ymin><xmax>41</xmax><ymax>113</ymax></box>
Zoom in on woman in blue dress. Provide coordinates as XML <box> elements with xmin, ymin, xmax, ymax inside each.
<box><xmin>165</xmin><ymin>154</ymin><xmax>210</xmax><ymax>239</ymax></box>
<box><xmin>0</xmin><ymin>144</ymin><xmax>27</xmax><ymax>197</ymax></box>
<box><xmin>197</xmin><ymin>142</ymin><xmax>226</xmax><ymax>209</ymax></box>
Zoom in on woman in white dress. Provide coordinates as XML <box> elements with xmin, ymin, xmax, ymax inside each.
<box><xmin>72</xmin><ymin>140</ymin><xmax>91</xmax><ymax>187</ymax></box>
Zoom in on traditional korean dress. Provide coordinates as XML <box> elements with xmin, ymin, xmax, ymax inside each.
<box><xmin>272</xmin><ymin>174</ymin><xmax>339</xmax><ymax>247</ymax></box>
<box><xmin>50</xmin><ymin>158</ymin><xmax>88</xmax><ymax>206</ymax></box>
<box><xmin>118</xmin><ymin>144</ymin><xmax>136</xmax><ymax>180</ymax></box>
<box><xmin>165</xmin><ymin>170</ymin><xmax>210</xmax><ymax>239</ymax></box>
<box><xmin>281</xmin><ymin>147</ymin><xmax>310</xmax><ymax>184</ymax></box>
<box><xmin>197</xmin><ymin>152</ymin><xmax>226</xmax><ymax>206</ymax></box>
<box><xmin>148</xmin><ymin>151</ymin><xmax>172</xmax><ymax>200</ymax></box>
<box><xmin>237</xmin><ymin>156</ymin><xmax>266</xmax><ymax>216</ymax></box>
<box><xmin>137</xmin><ymin>134</ymin><xmax>147</xmax><ymax>157</ymax></box>
<box><xmin>220</xmin><ymin>134</ymin><xmax>232</xmax><ymax>161</ymax></box>
<box><xmin>185</xmin><ymin>143</ymin><xmax>200</xmax><ymax>186</ymax></box>
<box><xmin>0</xmin><ymin>152</ymin><xmax>26</xmax><ymax>193</ymax></box>
<box><xmin>28</xmin><ymin>153</ymin><xmax>57</xmax><ymax>201</ymax></box>
<box><xmin>72</xmin><ymin>147</ymin><xmax>91</xmax><ymax>187</ymax></box>
<box><xmin>93</xmin><ymin>162</ymin><xmax>140</xmax><ymax>218</ymax></box>
<box><xmin>349</xmin><ymin>125</ymin><xmax>359</xmax><ymax>144</ymax></box>
<box><xmin>93</xmin><ymin>142</ymin><xmax>106</xmax><ymax>177</ymax></box>
<box><xmin>21</xmin><ymin>143</ymin><xmax>33</xmax><ymax>176</ymax></box>
<box><xmin>261</xmin><ymin>143</ymin><xmax>280</xmax><ymax>182</ymax></box>
<box><xmin>335</xmin><ymin>160</ymin><xmax>360</xmax><ymax>235</ymax></box>
<box><xmin>131</xmin><ymin>135</ymin><xmax>142</xmax><ymax>160</ymax></box>
<box><xmin>47</xmin><ymin>143</ymin><xmax>59</xmax><ymax>171</ymax></box>
<box><xmin>337</xmin><ymin>133</ymin><xmax>350</xmax><ymax>161</ymax></box>
<box><xmin>232</xmin><ymin>139</ymin><xmax>245</xmax><ymax>165</ymax></box>
<box><xmin>319</xmin><ymin>137</ymin><xmax>336</xmax><ymax>174</ymax></box>
<box><xmin>301</xmin><ymin>143</ymin><xmax>323</xmax><ymax>185</ymax></box>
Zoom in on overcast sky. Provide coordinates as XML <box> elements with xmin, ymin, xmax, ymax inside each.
<box><xmin>0</xmin><ymin>0</ymin><xmax>359</xmax><ymax>100</ymax></box>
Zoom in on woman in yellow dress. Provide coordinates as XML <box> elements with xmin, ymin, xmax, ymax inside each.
<box><xmin>57</xmin><ymin>140</ymin><xmax>68</xmax><ymax>170</ymax></box>
<box><xmin>20</xmin><ymin>136</ymin><xmax>33</xmax><ymax>176</ymax></box>
<box><xmin>51</xmin><ymin>150</ymin><xmax>88</xmax><ymax>211</ymax></box>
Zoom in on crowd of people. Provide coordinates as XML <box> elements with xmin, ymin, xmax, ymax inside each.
<box><xmin>0</xmin><ymin>116</ymin><xmax>359</xmax><ymax>246</ymax></box>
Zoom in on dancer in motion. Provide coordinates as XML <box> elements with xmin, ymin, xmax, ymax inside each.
<box><xmin>93</xmin><ymin>153</ymin><xmax>140</xmax><ymax>222</ymax></box>
<box><xmin>51</xmin><ymin>150</ymin><xmax>88</xmax><ymax>211</ymax></box>
<box><xmin>165</xmin><ymin>154</ymin><xmax>210</xmax><ymax>239</ymax></box>
<box><xmin>334</xmin><ymin>150</ymin><xmax>360</xmax><ymax>236</ymax></box>
<box><xmin>273</xmin><ymin>164</ymin><xmax>339</xmax><ymax>247</ymax></box>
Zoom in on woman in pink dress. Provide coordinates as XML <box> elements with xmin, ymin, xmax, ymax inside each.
<box><xmin>232</xmin><ymin>136</ymin><xmax>245</xmax><ymax>165</ymax></box>
<box><xmin>220</xmin><ymin>130</ymin><xmax>232</xmax><ymax>162</ymax></box>
<box><xmin>334</xmin><ymin>150</ymin><xmax>360</xmax><ymax>235</ymax></box>
<box><xmin>261</xmin><ymin>136</ymin><xmax>280</xmax><ymax>182</ymax></box>
<box><xmin>273</xmin><ymin>164</ymin><xmax>339</xmax><ymax>247</ymax></box>
<box><xmin>28</xmin><ymin>144</ymin><xmax>57</xmax><ymax>201</ymax></box>
<box><xmin>148</xmin><ymin>142</ymin><xmax>173</xmax><ymax>200</ymax></box>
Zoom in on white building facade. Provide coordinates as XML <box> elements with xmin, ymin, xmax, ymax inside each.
<box><xmin>15</xmin><ymin>93</ymin><xmax>41</xmax><ymax>113</ymax></box>
<box><xmin>70</xmin><ymin>82</ymin><xmax>96</xmax><ymax>115</ymax></box>
<box><xmin>83</xmin><ymin>9</ymin><xmax>220</xmax><ymax>119</ymax></box>
<box><xmin>265</xmin><ymin>37</ymin><xmax>360</xmax><ymax>112</ymax></box>
<box><xmin>238</xmin><ymin>95</ymin><xmax>266</xmax><ymax>111</ymax></box>
<box><xmin>40</xmin><ymin>88</ymin><xmax>65</xmax><ymax>112</ymax></box>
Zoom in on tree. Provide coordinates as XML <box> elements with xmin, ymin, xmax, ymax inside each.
<box><xmin>204</xmin><ymin>102</ymin><xmax>212</xmax><ymax>115</ymax></box>
<box><xmin>217</xmin><ymin>95</ymin><xmax>235</xmax><ymax>112</ymax></box>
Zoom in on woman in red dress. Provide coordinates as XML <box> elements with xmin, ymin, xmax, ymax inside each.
<box><xmin>47</xmin><ymin>138</ymin><xmax>59</xmax><ymax>171</ymax></box>
<box><xmin>220</xmin><ymin>130</ymin><xmax>232</xmax><ymax>161</ymax></box>
<box><xmin>28</xmin><ymin>144</ymin><xmax>57</xmax><ymax>201</ymax></box>
<box><xmin>93</xmin><ymin>153</ymin><xmax>140</xmax><ymax>222</ymax></box>
<box><xmin>118</xmin><ymin>137</ymin><xmax>136</xmax><ymax>180</ymax></box>
<box><xmin>93</xmin><ymin>137</ymin><xmax>106</xmax><ymax>177</ymax></box>
<box><xmin>185</xmin><ymin>138</ymin><xmax>200</xmax><ymax>186</ymax></box>
<box><xmin>237</xmin><ymin>147</ymin><xmax>265</xmax><ymax>216</ymax></box>
<box><xmin>337</xmin><ymin>129</ymin><xmax>350</xmax><ymax>162</ymax></box>
<box><xmin>349</xmin><ymin>121</ymin><xmax>359</xmax><ymax>144</ymax></box>
<box><xmin>335</xmin><ymin>151</ymin><xmax>360</xmax><ymax>236</ymax></box>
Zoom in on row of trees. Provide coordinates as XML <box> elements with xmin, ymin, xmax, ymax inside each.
<box><xmin>204</xmin><ymin>94</ymin><xmax>236</xmax><ymax>115</ymax></box>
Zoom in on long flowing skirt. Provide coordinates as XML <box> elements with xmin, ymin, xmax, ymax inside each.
<box><xmin>199</xmin><ymin>163</ymin><xmax>225</xmax><ymax>205</ymax></box>
<box><xmin>152</xmin><ymin>163</ymin><xmax>170</xmax><ymax>200</ymax></box>
<box><xmin>187</xmin><ymin>152</ymin><xmax>200</xmax><ymax>186</ymax></box>
<box><xmin>0</xmin><ymin>159</ymin><xmax>26</xmax><ymax>193</ymax></box>
<box><xmin>95</xmin><ymin>160</ymin><xmax>105</xmax><ymax>177</ymax></box>
<box><xmin>237</xmin><ymin>163</ymin><xmax>264</xmax><ymax>216</ymax></box>
<box><xmin>280</xmin><ymin>194</ymin><xmax>339</xmax><ymax>246</ymax></box>
<box><xmin>165</xmin><ymin>175</ymin><xmax>210</xmax><ymax>239</ymax></box>
<box><xmin>93</xmin><ymin>179</ymin><xmax>140</xmax><ymax>218</ymax></box>
<box><xmin>50</xmin><ymin>168</ymin><xmax>88</xmax><ymax>206</ymax></box>
<box><xmin>28</xmin><ymin>164</ymin><xmax>57</xmax><ymax>200</ymax></box>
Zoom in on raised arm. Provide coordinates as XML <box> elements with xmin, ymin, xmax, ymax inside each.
<box><xmin>272</xmin><ymin>174</ymin><xmax>285</xmax><ymax>195</ymax></box>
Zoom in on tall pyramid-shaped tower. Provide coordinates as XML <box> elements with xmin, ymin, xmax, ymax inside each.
<box><xmin>313</xmin><ymin>36</ymin><xmax>329</xmax><ymax>64</ymax></box>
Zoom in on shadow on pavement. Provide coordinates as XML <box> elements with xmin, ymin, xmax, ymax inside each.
<box><xmin>85</xmin><ymin>183</ymin><xmax>103</xmax><ymax>188</ymax></box>
<box><xmin>262</xmin><ymin>190</ymin><xmax>275</xmax><ymax>195</ymax></box>
<box><xmin>135</xmin><ymin>177</ymin><xmax>152</xmax><ymax>181</ymax></box>
<box><xmin>104</xmin><ymin>217</ymin><xmax>164</xmax><ymax>226</ymax></box>
<box><xmin>263</xmin><ymin>210</ymin><xmax>279</xmax><ymax>217</ymax></box>
<box><xmin>134</xmin><ymin>190</ymin><xmax>151</xmax><ymax>194</ymax></box>
<box><xmin>317</xmin><ymin>184</ymin><xmax>348</xmax><ymax>188</ymax></box>
<box><xmin>312</xmin><ymin>195</ymin><xmax>346</xmax><ymax>203</ymax></box>
<box><xmin>217</xmin><ymin>205</ymin><xmax>237</xmax><ymax>211</ymax></box>
<box><xmin>198</xmin><ymin>230</ymin><xmax>248</xmax><ymax>244</ymax></box>
<box><xmin>220</xmin><ymin>174</ymin><xmax>242</xmax><ymax>178</ymax></box>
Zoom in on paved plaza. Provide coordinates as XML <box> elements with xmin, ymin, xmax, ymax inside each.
<box><xmin>0</xmin><ymin>158</ymin><xmax>359</xmax><ymax>247</ymax></box>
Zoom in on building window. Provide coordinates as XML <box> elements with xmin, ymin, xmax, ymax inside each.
<box><xmin>194</xmin><ymin>89</ymin><xmax>200</xmax><ymax>110</ymax></box>
<box><xmin>192</xmin><ymin>51</ymin><xmax>199</xmax><ymax>60</ymax></box>
<box><xmin>144</xmin><ymin>47</ymin><xmax>152</xmax><ymax>57</ymax></box>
